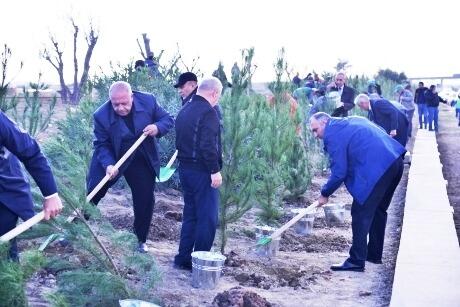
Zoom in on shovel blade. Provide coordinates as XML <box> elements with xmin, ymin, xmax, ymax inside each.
<box><xmin>156</xmin><ymin>167</ymin><xmax>176</xmax><ymax>182</ymax></box>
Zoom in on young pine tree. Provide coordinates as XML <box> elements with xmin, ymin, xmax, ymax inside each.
<box><xmin>218</xmin><ymin>48</ymin><xmax>264</xmax><ymax>253</ymax></box>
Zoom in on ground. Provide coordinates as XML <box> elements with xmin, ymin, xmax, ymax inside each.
<box><xmin>22</xmin><ymin>101</ymin><xmax>417</xmax><ymax>306</ymax></box>
<box><xmin>436</xmin><ymin>103</ymin><xmax>460</xmax><ymax>242</ymax></box>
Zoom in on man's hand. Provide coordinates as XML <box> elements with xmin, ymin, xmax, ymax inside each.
<box><xmin>106</xmin><ymin>165</ymin><xmax>119</xmax><ymax>179</ymax></box>
<box><xmin>317</xmin><ymin>195</ymin><xmax>329</xmax><ymax>207</ymax></box>
<box><xmin>390</xmin><ymin>129</ymin><xmax>397</xmax><ymax>137</ymax></box>
<box><xmin>211</xmin><ymin>172</ymin><xmax>223</xmax><ymax>188</ymax></box>
<box><xmin>143</xmin><ymin>124</ymin><xmax>159</xmax><ymax>137</ymax></box>
<box><xmin>43</xmin><ymin>195</ymin><xmax>63</xmax><ymax>220</ymax></box>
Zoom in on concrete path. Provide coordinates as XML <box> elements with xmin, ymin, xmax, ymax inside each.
<box><xmin>390</xmin><ymin>129</ymin><xmax>460</xmax><ymax>307</ymax></box>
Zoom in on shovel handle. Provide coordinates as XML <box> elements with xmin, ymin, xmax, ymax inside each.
<box><xmin>0</xmin><ymin>211</ymin><xmax>45</xmax><ymax>242</ymax></box>
<box><xmin>269</xmin><ymin>201</ymin><xmax>319</xmax><ymax>240</ymax></box>
<box><xmin>86</xmin><ymin>134</ymin><xmax>148</xmax><ymax>202</ymax></box>
<box><xmin>166</xmin><ymin>150</ymin><xmax>178</xmax><ymax>169</ymax></box>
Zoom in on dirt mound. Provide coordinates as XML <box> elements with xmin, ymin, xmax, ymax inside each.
<box><xmin>225</xmin><ymin>251</ymin><xmax>247</xmax><ymax>267</ymax></box>
<box><xmin>212</xmin><ymin>286</ymin><xmax>272</xmax><ymax>307</ymax></box>
<box><xmin>107</xmin><ymin>213</ymin><xmax>181</xmax><ymax>241</ymax></box>
<box><xmin>279</xmin><ymin>229</ymin><xmax>350</xmax><ymax>253</ymax></box>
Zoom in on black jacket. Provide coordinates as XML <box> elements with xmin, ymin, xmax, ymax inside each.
<box><xmin>175</xmin><ymin>95</ymin><xmax>222</xmax><ymax>173</ymax></box>
<box><xmin>369</xmin><ymin>99</ymin><xmax>409</xmax><ymax>147</ymax></box>
<box><xmin>424</xmin><ymin>90</ymin><xmax>447</xmax><ymax>107</ymax></box>
<box><xmin>330</xmin><ymin>85</ymin><xmax>356</xmax><ymax>117</ymax></box>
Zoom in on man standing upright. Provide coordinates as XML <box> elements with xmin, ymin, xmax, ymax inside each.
<box><xmin>309</xmin><ymin>113</ymin><xmax>406</xmax><ymax>272</ymax></box>
<box><xmin>174</xmin><ymin>72</ymin><xmax>198</xmax><ymax>106</ymax></box>
<box><xmin>414</xmin><ymin>81</ymin><xmax>428</xmax><ymax>129</ymax></box>
<box><xmin>87</xmin><ymin>81</ymin><xmax>174</xmax><ymax>252</ymax></box>
<box><xmin>173</xmin><ymin>77</ymin><xmax>223</xmax><ymax>271</ymax></box>
<box><xmin>328</xmin><ymin>72</ymin><xmax>356</xmax><ymax>117</ymax></box>
<box><xmin>355</xmin><ymin>94</ymin><xmax>409</xmax><ymax>147</ymax></box>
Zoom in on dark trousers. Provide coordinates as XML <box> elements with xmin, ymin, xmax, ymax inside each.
<box><xmin>0</xmin><ymin>202</ymin><xmax>19</xmax><ymax>260</ymax></box>
<box><xmin>91</xmin><ymin>152</ymin><xmax>155</xmax><ymax>243</ymax></box>
<box><xmin>347</xmin><ymin>157</ymin><xmax>404</xmax><ymax>266</ymax></box>
<box><xmin>174</xmin><ymin>167</ymin><xmax>219</xmax><ymax>266</ymax></box>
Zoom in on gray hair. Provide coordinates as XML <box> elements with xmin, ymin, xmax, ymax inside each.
<box><xmin>109</xmin><ymin>81</ymin><xmax>132</xmax><ymax>98</ymax></box>
<box><xmin>198</xmin><ymin>77</ymin><xmax>223</xmax><ymax>94</ymax></box>
<box><xmin>310</xmin><ymin>112</ymin><xmax>331</xmax><ymax>122</ymax></box>
<box><xmin>354</xmin><ymin>93</ymin><xmax>370</xmax><ymax>106</ymax></box>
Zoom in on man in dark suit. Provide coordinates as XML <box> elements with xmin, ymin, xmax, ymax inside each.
<box><xmin>355</xmin><ymin>94</ymin><xmax>409</xmax><ymax>147</ymax></box>
<box><xmin>0</xmin><ymin>111</ymin><xmax>63</xmax><ymax>259</ymax></box>
<box><xmin>328</xmin><ymin>72</ymin><xmax>356</xmax><ymax>117</ymax></box>
<box><xmin>310</xmin><ymin>112</ymin><xmax>406</xmax><ymax>272</ymax></box>
<box><xmin>86</xmin><ymin>81</ymin><xmax>174</xmax><ymax>252</ymax></box>
<box><xmin>173</xmin><ymin>77</ymin><xmax>223</xmax><ymax>271</ymax></box>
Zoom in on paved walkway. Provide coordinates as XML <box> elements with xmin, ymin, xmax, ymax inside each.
<box><xmin>390</xmin><ymin>129</ymin><xmax>460</xmax><ymax>306</ymax></box>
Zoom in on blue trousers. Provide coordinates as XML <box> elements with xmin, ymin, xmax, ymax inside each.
<box><xmin>417</xmin><ymin>103</ymin><xmax>428</xmax><ymax>128</ymax></box>
<box><xmin>0</xmin><ymin>202</ymin><xmax>19</xmax><ymax>260</ymax></box>
<box><xmin>427</xmin><ymin>107</ymin><xmax>439</xmax><ymax>131</ymax></box>
<box><xmin>174</xmin><ymin>167</ymin><xmax>219</xmax><ymax>267</ymax></box>
<box><xmin>347</xmin><ymin>157</ymin><xmax>404</xmax><ymax>266</ymax></box>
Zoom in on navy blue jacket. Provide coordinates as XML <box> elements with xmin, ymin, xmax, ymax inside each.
<box><xmin>0</xmin><ymin>112</ymin><xmax>57</xmax><ymax>219</ymax></box>
<box><xmin>414</xmin><ymin>87</ymin><xmax>427</xmax><ymax>104</ymax></box>
<box><xmin>175</xmin><ymin>95</ymin><xmax>222</xmax><ymax>174</ymax></box>
<box><xmin>87</xmin><ymin>91</ymin><xmax>174</xmax><ymax>192</ymax></box>
<box><xmin>369</xmin><ymin>99</ymin><xmax>409</xmax><ymax>146</ymax></box>
<box><xmin>321</xmin><ymin>116</ymin><xmax>406</xmax><ymax>205</ymax></box>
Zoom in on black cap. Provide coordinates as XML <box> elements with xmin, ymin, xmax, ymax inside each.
<box><xmin>174</xmin><ymin>72</ymin><xmax>198</xmax><ymax>88</ymax></box>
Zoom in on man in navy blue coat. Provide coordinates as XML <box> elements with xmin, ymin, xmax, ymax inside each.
<box><xmin>86</xmin><ymin>81</ymin><xmax>174</xmax><ymax>252</ymax></box>
<box><xmin>0</xmin><ymin>111</ymin><xmax>63</xmax><ymax>259</ymax></box>
<box><xmin>355</xmin><ymin>94</ymin><xmax>409</xmax><ymax>147</ymax></box>
<box><xmin>310</xmin><ymin>113</ymin><xmax>406</xmax><ymax>272</ymax></box>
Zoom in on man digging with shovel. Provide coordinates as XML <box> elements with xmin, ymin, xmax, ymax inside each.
<box><xmin>309</xmin><ymin>112</ymin><xmax>405</xmax><ymax>272</ymax></box>
<box><xmin>0</xmin><ymin>111</ymin><xmax>63</xmax><ymax>260</ymax></box>
<box><xmin>86</xmin><ymin>81</ymin><xmax>174</xmax><ymax>253</ymax></box>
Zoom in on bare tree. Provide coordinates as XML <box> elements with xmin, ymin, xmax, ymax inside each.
<box><xmin>42</xmin><ymin>18</ymin><xmax>99</xmax><ymax>104</ymax></box>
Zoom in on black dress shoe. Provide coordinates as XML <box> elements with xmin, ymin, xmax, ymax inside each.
<box><xmin>366</xmin><ymin>258</ymin><xmax>383</xmax><ymax>264</ymax></box>
<box><xmin>330</xmin><ymin>260</ymin><xmax>364</xmax><ymax>272</ymax></box>
<box><xmin>173</xmin><ymin>262</ymin><xmax>192</xmax><ymax>272</ymax></box>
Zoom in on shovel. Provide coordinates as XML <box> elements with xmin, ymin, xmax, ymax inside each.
<box><xmin>256</xmin><ymin>201</ymin><xmax>319</xmax><ymax>246</ymax></box>
<box><xmin>0</xmin><ymin>134</ymin><xmax>148</xmax><ymax>243</ymax></box>
<box><xmin>155</xmin><ymin>150</ymin><xmax>178</xmax><ymax>182</ymax></box>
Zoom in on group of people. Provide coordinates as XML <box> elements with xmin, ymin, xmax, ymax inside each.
<box><xmin>305</xmin><ymin>72</ymin><xmax>409</xmax><ymax>271</ymax></box>
<box><xmin>1</xmin><ymin>65</ymin><xmax>447</xmax><ymax>276</ymax></box>
<box><xmin>87</xmin><ymin>73</ymin><xmax>224</xmax><ymax>271</ymax></box>
<box><xmin>0</xmin><ymin>72</ymin><xmax>224</xmax><ymax>274</ymax></box>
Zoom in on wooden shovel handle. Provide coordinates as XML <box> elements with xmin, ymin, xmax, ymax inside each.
<box><xmin>165</xmin><ymin>150</ymin><xmax>178</xmax><ymax>169</ymax></box>
<box><xmin>1</xmin><ymin>134</ymin><xmax>149</xmax><ymax>242</ymax></box>
<box><xmin>270</xmin><ymin>201</ymin><xmax>319</xmax><ymax>240</ymax></box>
<box><xmin>0</xmin><ymin>211</ymin><xmax>45</xmax><ymax>242</ymax></box>
<box><xmin>86</xmin><ymin>133</ymin><xmax>148</xmax><ymax>202</ymax></box>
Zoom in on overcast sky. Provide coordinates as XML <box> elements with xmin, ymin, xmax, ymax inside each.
<box><xmin>1</xmin><ymin>0</ymin><xmax>457</xmax><ymax>85</ymax></box>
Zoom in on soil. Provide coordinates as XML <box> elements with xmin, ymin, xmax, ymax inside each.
<box><xmin>436</xmin><ymin>103</ymin><xmax>460</xmax><ymax>243</ymax></box>
<box><xmin>22</xmin><ymin>100</ymin><xmax>417</xmax><ymax>306</ymax></box>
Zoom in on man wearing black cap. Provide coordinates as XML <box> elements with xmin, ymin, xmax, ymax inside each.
<box><xmin>174</xmin><ymin>72</ymin><xmax>198</xmax><ymax>106</ymax></box>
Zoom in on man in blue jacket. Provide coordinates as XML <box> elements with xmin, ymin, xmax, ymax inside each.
<box><xmin>414</xmin><ymin>81</ymin><xmax>428</xmax><ymax>129</ymax></box>
<box><xmin>310</xmin><ymin>113</ymin><xmax>406</xmax><ymax>272</ymax></box>
<box><xmin>1</xmin><ymin>112</ymin><xmax>63</xmax><ymax>260</ymax></box>
<box><xmin>86</xmin><ymin>81</ymin><xmax>174</xmax><ymax>252</ymax></box>
<box><xmin>173</xmin><ymin>77</ymin><xmax>223</xmax><ymax>271</ymax></box>
<box><xmin>355</xmin><ymin>94</ymin><xmax>409</xmax><ymax>147</ymax></box>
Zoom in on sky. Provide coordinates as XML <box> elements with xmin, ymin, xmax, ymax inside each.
<box><xmin>1</xmin><ymin>0</ymin><xmax>458</xmax><ymax>86</ymax></box>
